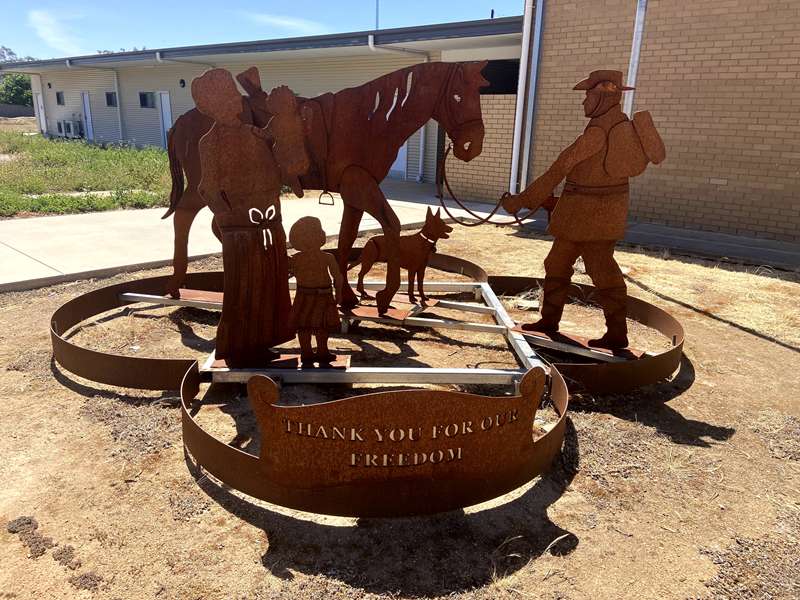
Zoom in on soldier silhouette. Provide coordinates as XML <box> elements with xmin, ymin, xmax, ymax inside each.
<box><xmin>504</xmin><ymin>70</ymin><xmax>665</xmax><ymax>349</ymax></box>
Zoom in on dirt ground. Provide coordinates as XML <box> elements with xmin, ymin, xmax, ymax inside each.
<box><xmin>0</xmin><ymin>225</ymin><xmax>798</xmax><ymax>599</ymax></box>
<box><xmin>0</xmin><ymin>116</ymin><xmax>37</xmax><ymax>133</ymax></box>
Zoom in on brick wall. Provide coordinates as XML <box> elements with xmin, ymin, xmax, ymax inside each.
<box><xmin>530</xmin><ymin>0</ymin><xmax>636</xmax><ymax>180</ymax></box>
<box><xmin>632</xmin><ymin>0</ymin><xmax>800</xmax><ymax>242</ymax></box>
<box><xmin>445</xmin><ymin>94</ymin><xmax>516</xmax><ymax>201</ymax></box>
<box><xmin>526</xmin><ymin>0</ymin><xmax>800</xmax><ymax>243</ymax></box>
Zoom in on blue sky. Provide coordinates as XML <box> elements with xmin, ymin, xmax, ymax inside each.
<box><xmin>3</xmin><ymin>1</ymin><xmax>524</xmax><ymax>60</ymax></box>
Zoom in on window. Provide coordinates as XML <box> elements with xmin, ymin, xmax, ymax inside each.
<box><xmin>56</xmin><ymin>91</ymin><xmax>65</xmax><ymax>105</ymax></box>
<box><xmin>105</xmin><ymin>92</ymin><xmax>117</xmax><ymax>107</ymax></box>
<box><xmin>139</xmin><ymin>92</ymin><xmax>155</xmax><ymax>108</ymax></box>
<box><xmin>57</xmin><ymin>121</ymin><xmax>63</xmax><ymax>134</ymax></box>
<box><xmin>480</xmin><ymin>60</ymin><xmax>521</xmax><ymax>95</ymax></box>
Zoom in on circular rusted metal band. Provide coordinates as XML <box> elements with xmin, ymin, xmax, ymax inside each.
<box><xmin>50</xmin><ymin>259</ymin><xmax>682</xmax><ymax>394</ymax></box>
<box><xmin>49</xmin><ymin>255</ymin><xmax>487</xmax><ymax>390</ymax></box>
<box><xmin>51</xmin><ymin>271</ymin><xmax>223</xmax><ymax>390</ymax></box>
<box><xmin>179</xmin><ymin>361</ymin><xmax>569</xmax><ymax>517</ymax></box>
<box><xmin>489</xmin><ymin>275</ymin><xmax>685</xmax><ymax>394</ymax></box>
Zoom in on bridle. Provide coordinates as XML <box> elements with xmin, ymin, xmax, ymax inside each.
<box><xmin>434</xmin><ymin>63</ymin><xmax>484</xmax><ymax>144</ymax></box>
<box><xmin>436</xmin><ymin>144</ymin><xmax>539</xmax><ymax>227</ymax></box>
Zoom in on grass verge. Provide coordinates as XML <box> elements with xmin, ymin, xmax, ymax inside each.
<box><xmin>0</xmin><ymin>131</ymin><xmax>170</xmax><ymax>217</ymax></box>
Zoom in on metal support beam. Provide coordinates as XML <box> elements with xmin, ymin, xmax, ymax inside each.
<box><xmin>518</xmin><ymin>0</ymin><xmax>546</xmax><ymax>190</ymax></box>
<box><xmin>210</xmin><ymin>366</ymin><xmax>524</xmax><ymax>385</ymax></box>
<box><xmin>623</xmin><ymin>0</ymin><xmax>648</xmax><ymax>116</ymax></box>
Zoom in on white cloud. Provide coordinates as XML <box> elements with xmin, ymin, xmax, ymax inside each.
<box><xmin>28</xmin><ymin>9</ymin><xmax>89</xmax><ymax>57</ymax></box>
<box><xmin>237</xmin><ymin>11</ymin><xmax>328</xmax><ymax>36</ymax></box>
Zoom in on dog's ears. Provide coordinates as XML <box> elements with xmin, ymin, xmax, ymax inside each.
<box><xmin>426</xmin><ymin>206</ymin><xmax>433</xmax><ymax>218</ymax></box>
<box><xmin>435</xmin><ymin>208</ymin><xmax>441</xmax><ymax>218</ymax></box>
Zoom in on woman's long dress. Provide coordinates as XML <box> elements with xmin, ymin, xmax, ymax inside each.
<box><xmin>198</xmin><ymin>124</ymin><xmax>292</xmax><ymax>367</ymax></box>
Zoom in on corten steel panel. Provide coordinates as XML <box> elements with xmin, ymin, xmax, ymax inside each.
<box><xmin>50</xmin><ymin>271</ymin><xmax>223</xmax><ymax>390</ymax></box>
<box><xmin>489</xmin><ymin>275</ymin><xmax>684</xmax><ymax>394</ymax></box>
<box><xmin>180</xmin><ymin>363</ymin><xmax>569</xmax><ymax>517</ymax></box>
<box><xmin>49</xmin><ymin>256</ymin><xmax>486</xmax><ymax>391</ymax></box>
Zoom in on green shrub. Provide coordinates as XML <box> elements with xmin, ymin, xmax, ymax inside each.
<box><xmin>0</xmin><ymin>133</ymin><xmax>170</xmax><ymax>216</ymax></box>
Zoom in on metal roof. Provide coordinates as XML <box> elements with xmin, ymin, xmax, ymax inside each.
<box><xmin>0</xmin><ymin>16</ymin><xmax>523</xmax><ymax>71</ymax></box>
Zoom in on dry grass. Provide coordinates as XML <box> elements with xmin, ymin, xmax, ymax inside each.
<box><xmin>0</xmin><ymin>116</ymin><xmax>37</xmax><ymax>133</ymax></box>
<box><xmin>0</xmin><ymin>227</ymin><xmax>799</xmax><ymax>599</ymax></box>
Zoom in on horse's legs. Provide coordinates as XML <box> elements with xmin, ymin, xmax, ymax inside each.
<box><xmin>211</xmin><ymin>215</ymin><xmax>222</xmax><ymax>243</ymax></box>
<box><xmin>356</xmin><ymin>239</ymin><xmax>377</xmax><ymax>297</ymax></box>
<box><xmin>165</xmin><ymin>204</ymin><xmax>203</xmax><ymax>297</ymax></box>
<box><xmin>336</xmin><ymin>204</ymin><xmax>363</xmax><ymax>309</ymax></box>
<box><xmin>339</xmin><ymin>166</ymin><xmax>401</xmax><ymax>314</ymax></box>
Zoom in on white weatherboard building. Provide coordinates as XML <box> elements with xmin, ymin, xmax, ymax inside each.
<box><xmin>4</xmin><ymin>18</ymin><xmax>524</xmax><ymax>188</ymax></box>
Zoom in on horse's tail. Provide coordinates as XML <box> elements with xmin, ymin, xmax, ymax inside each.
<box><xmin>161</xmin><ymin>125</ymin><xmax>183</xmax><ymax>220</ymax></box>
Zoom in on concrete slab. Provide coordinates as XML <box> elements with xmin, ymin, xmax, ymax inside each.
<box><xmin>0</xmin><ymin>242</ymin><xmax>61</xmax><ymax>287</ymax></box>
<box><xmin>0</xmin><ymin>182</ymin><xmax>464</xmax><ymax>292</ymax></box>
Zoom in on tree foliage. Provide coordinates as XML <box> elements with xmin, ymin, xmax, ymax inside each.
<box><xmin>0</xmin><ymin>47</ymin><xmax>35</xmax><ymax>107</ymax></box>
<box><xmin>0</xmin><ymin>73</ymin><xmax>33</xmax><ymax>106</ymax></box>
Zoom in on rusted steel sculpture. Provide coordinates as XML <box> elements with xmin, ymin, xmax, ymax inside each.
<box><xmin>353</xmin><ymin>206</ymin><xmax>452</xmax><ymax>304</ymax></box>
<box><xmin>177</xmin><ymin>363</ymin><xmax>566</xmax><ymax>517</ymax></box>
<box><xmin>164</xmin><ymin>61</ymin><xmax>489</xmax><ymax>313</ymax></box>
<box><xmin>503</xmin><ymin>70</ymin><xmax>665</xmax><ymax>349</ymax></box>
<box><xmin>193</xmin><ymin>69</ymin><xmax>309</xmax><ymax>367</ymax></box>
<box><xmin>288</xmin><ymin>217</ymin><xmax>344</xmax><ymax>366</ymax></box>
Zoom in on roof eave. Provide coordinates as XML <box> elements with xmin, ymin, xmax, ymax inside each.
<box><xmin>0</xmin><ymin>16</ymin><xmax>523</xmax><ymax>72</ymax></box>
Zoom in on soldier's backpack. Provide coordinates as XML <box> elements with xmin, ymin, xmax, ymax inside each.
<box><xmin>605</xmin><ymin>111</ymin><xmax>666</xmax><ymax>178</ymax></box>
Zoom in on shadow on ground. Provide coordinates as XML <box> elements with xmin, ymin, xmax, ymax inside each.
<box><xmin>570</xmin><ymin>354</ymin><xmax>735</xmax><ymax>447</ymax></box>
<box><xmin>186</xmin><ymin>420</ymin><xmax>580</xmax><ymax>597</ymax></box>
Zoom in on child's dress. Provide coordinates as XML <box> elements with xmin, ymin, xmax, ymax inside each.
<box><xmin>289</xmin><ymin>280</ymin><xmax>340</xmax><ymax>335</ymax></box>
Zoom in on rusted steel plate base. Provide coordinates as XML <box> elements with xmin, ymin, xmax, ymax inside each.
<box><xmin>347</xmin><ymin>305</ymin><xmax>413</xmax><ymax>321</ymax></box>
<box><xmin>492</xmin><ymin>275</ymin><xmax>684</xmax><ymax>393</ymax></box>
<box><xmin>210</xmin><ymin>354</ymin><xmax>350</xmax><ymax>370</ymax></box>
<box><xmin>511</xmin><ymin>326</ymin><xmax>645</xmax><ymax>362</ymax></box>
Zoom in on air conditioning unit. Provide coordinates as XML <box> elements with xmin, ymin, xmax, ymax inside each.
<box><xmin>64</xmin><ymin>120</ymin><xmax>83</xmax><ymax>139</ymax></box>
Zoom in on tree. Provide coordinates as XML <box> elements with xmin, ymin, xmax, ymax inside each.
<box><xmin>0</xmin><ymin>46</ymin><xmax>35</xmax><ymax>63</ymax></box>
<box><xmin>0</xmin><ymin>73</ymin><xmax>33</xmax><ymax>106</ymax></box>
<box><xmin>97</xmin><ymin>46</ymin><xmax>147</xmax><ymax>54</ymax></box>
<box><xmin>0</xmin><ymin>47</ymin><xmax>35</xmax><ymax>107</ymax></box>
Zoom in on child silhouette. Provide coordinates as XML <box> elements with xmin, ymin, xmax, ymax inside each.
<box><xmin>288</xmin><ymin>217</ymin><xmax>343</xmax><ymax>366</ymax></box>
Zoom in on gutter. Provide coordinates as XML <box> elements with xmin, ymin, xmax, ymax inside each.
<box><xmin>367</xmin><ymin>33</ymin><xmax>430</xmax><ymax>183</ymax></box>
<box><xmin>0</xmin><ymin>16</ymin><xmax>523</xmax><ymax>71</ymax></box>
<box><xmin>518</xmin><ymin>0</ymin><xmax>545</xmax><ymax>190</ymax></box>
<box><xmin>155</xmin><ymin>51</ymin><xmax>215</xmax><ymax>69</ymax></box>
<box><xmin>509</xmin><ymin>0</ymin><xmax>535</xmax><ymax>194</ymax></box>
<box><xmin>623</xmin><ymin>0</ymin><xmax>648</xmax><ymax>116</ymax></box>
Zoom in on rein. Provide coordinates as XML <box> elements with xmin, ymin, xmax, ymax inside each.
<box><xmin>437</xmin><ymin>144</ymin><xmax>539</xmax><ymax>227</ymax></box>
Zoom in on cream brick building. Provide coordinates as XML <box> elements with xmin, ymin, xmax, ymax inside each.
<box><xmin>3</xmin><ymin>6</ymin><xmax>799</xmax><ymax>243</ymax></box>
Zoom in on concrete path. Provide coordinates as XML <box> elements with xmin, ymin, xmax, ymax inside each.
<box><xmin>1</xmin><ymin>179</ymin><xmax>797</xmax><ymax>292</ymax></box>
<box><xmin>0</xmin><ymin>180</ymin><xmax>502</xmax><ymax>292</ymax></box>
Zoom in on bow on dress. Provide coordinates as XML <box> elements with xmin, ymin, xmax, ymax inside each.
<box><xmin>248</xmin><ymin>206</ymin><xmax>278</xmax><ymax>250</ymax></box>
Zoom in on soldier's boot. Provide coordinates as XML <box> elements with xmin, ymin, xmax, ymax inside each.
<box><xmin>588</xmin><ymin>286</ymin><xmax>629</xmax><ymax>349</ymax></box>
<box><xmin>521</xmin><ymin>277</ymin><xmax>571</xmax><ymax>333</ymax></box>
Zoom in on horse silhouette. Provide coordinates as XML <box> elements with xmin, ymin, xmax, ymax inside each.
<box><xmin>163</xmin><ymin>61</ymin><xmax>488</xmax><ymax>313</ymax></box>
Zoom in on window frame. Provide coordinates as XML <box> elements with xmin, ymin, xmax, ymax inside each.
<box><xmin>55</xmin><ymin>91</ymin><xmax>65</xmax><ymax>106</ymax></box>
<box><xmin>139</xmin><ymin>92</ymin><xmax>156</xmax><ymax>109</ymax></box>
<box><xmin>105</xmin><ymin>91</ymin><xmax>118</xmax><ymax>107</ymax></box>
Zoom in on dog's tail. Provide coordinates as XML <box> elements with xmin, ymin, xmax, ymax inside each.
<box><xmin>346</xmin><ymin>238</ymin><xmax>375</xmax><ymax>270</ymax></box>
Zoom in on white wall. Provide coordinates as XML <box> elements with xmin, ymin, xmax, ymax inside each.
<box><xmin>37</xmin><ymin>69</ymin><xmax>121</xmax><ymax>143</ymax></box>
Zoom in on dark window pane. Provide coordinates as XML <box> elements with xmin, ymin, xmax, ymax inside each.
<box><xmin>106</xmin><ymin>92</ymin><xmax>117</xmax><ymax>107</ymax></box>
<box><xmin>56</xmin><ymin>91</ymin><xmax>65</xmax><ymax>105</ymax></box>
<box><xmin>139</xmin><ymin>92</ymin><xmax>155</xmax><ymax>108</ymax></box>
<box><xmin>480</xmin><ymin>60</ymin><xmax>520</xmax><ymax>95</ymax></box>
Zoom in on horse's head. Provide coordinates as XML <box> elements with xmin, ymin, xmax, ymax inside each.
<box><xmin>434</xmin><ymin>61</ymin><xmax>489</xmax><ymax>162</ymax></box>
